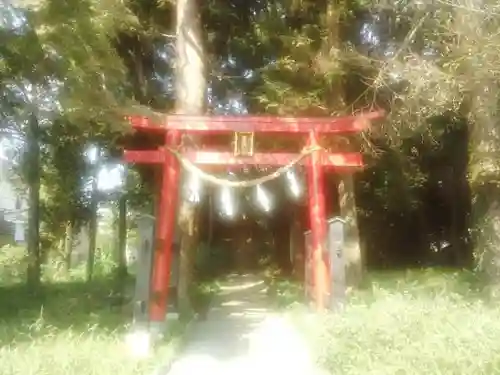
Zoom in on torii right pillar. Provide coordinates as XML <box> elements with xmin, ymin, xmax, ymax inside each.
<box><xmin>306</xmin><ymin>134</ymin><xmax>365</xmax><ymax>311</ymax></box>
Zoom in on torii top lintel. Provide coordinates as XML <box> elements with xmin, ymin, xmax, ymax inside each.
<box><xmin>127</xmin><ymin>110</ymin><xmax>384</xmax><ymax>134</ymax></box>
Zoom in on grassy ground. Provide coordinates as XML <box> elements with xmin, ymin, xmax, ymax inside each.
<box><xmin>286</xmin><ymin>268</ymin><xmax>500</xmax><ymax>375</ymax></box>
<box><xmin>0</xmin><ymin>246</ymin><xmax>183</xmax><ymax>375</ymax></box>
<box><xmin>263</xmin><ymin>267</ymin><xmax>306</xmax><ymax>308</ymax></box>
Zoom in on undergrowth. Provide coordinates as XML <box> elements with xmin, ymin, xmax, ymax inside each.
<box><xmin>263</xmin><ymin>267</ymin><xmax>304</xmax><ymax>308</ymax></box>
<box><xmin>293</xmin><ymin>268</ymin><xmax>500</xmax><ymax>375</ymax></box>
<box><xmin>0</xmin><ymin>245</ymin><xmax>182</xmax><ymax>375</ymax></box>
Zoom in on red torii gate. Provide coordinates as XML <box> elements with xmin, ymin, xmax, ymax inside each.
<box><xmin>124</xmin><ymin>110</ymin><xmax>383</xmax><ymax>322</ymax></box>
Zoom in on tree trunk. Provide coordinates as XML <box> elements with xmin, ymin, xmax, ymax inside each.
<box><xmin>322</xmin><ymin>0</ymin><xmax>364</xmax><ymax>287</ymax></box>
<box><xmin>115</xmin><ymin>194</ymin><xmax>128</xmax><ymax>280</ymax></box>
<box><xmin>338</xmin><ymin>174</ymin><xmax>363</xmax><ymax>287</ymax></box>
<box><xmin>207</xmin><ymin>193</ymin><xmax>214</xmax><ymax>248</ymax></box>
<box><xmin>321</xmin><ymin>0</ymin><xmax>345</xmax><ymax>112</ymax></box>
<box><xmin>175</xmin><ymin>0</ymin><xmax>207</xmax><ymax>318</ymax></box>
<box><xmin>289</xmin><ymin>206</ymin><xmax>305</xmax><ymax>279</ymax></box>
<box><xmin>64</xmin><ymin>220</ymin><xmax>74</xmax><ymax>271</ymax></box>
<box><xmin>86</xmin><ymin>165</ymin><xmax>98</xmax><ymax>282</ymax></box>
<box><xmin>453</xmin><ymin>5</ymin><xmax>500</xmax><ymax>292</ymax></box>
<box><xmin>26</xmin><ymin>113</ymin><xmax>41</xmax><ymax>293</ymax></box>
<box><xmin>468</xmin><ymin>98</ymin><xmax>500</xmax><ymax>292</ymax></box>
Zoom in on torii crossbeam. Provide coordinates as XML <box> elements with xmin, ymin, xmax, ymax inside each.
<box><xmin>124</xmin><ymin>110</ymin><xmax>384</xmax><ymax>324</ymax></box>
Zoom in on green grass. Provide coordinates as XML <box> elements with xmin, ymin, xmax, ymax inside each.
<box><xmin>0</xmin><ymin>327</ymin><xmax>181</xmax><ymax>375</ymax></box>
<box><xmin>263</xmin><ymin>266</ymin><xmax>305</xmax><ymax>309</ymax></box>
<box><xmin>0</xmin><ymin>246</ymin><xmax>183</xmax><ymax>375</ymax></box>
<box><xmin>293</xmin><ymin>268</ymin><xmax>500</xmax><ymax>375</ymax></box>
<box><xmin>266</xmin><ymin>277</ymin><xmax>304</xmax><ymax>308</ymax></box>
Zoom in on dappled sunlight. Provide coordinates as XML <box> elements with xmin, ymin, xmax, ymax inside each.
<box><xmin>169</xmin><ymin>314</ymin><xmax>318</xmax><ymax>375</ymax></box>
<box><xmin>5</xmin><ymin>0</ymin><xmax>500</xmax><ymax>374</ymax></box>
<box><xmin>218</xmin><ymin>185</ymin><xmax>238</xmax><ymax>219</ymax></box>
<box><xmin>0</xmin><ymin>320</ymin><xmax>176</xmax><ymax>375</ymax></box>
<box><xmin>167</xmin><ymin>353</ymin><xmax>221</xmax><ymax>374</ymax></box>
<box><xmin>285</xmin><ymin>168</ymin><xmax>303</xmax><ymax>199</ymax></box>
<box><xmin>167</xmin><ymin>274</ymin><xmax>321</xmax><ymax>375</ymax></box>
<box><xmin>244</xmin><ymin>307</ymin><xmax>268</xmax><ymax>313</ymax></box>
<box><xmin>125</xmin><ymin>329</ymin><xmax>152</xmax><ymax>359</ymax></box>
<box><xmin>184</xmin><ymin>172</ymin><xmax>203</xmax><ymax>204</ymax></box>
<box><xmin>254</xmin><ymin>185</ymin><xmax>273</xmax><ymax>213</ymax></box>
<box><xmin>218</xmin><ymin>276</ymin><xmax>265</xmax><ymax>292</ymax></box>
<box><xmin>247</xmin><ymin>314</ymin><xmax>315</xmax><ymax>373</ymax></box>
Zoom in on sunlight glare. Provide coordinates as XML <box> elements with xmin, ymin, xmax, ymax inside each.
<box><xmin>86</xmin><ymin>145</ymin><xmax>99</xmax><ymax>164</ymax></box>
<box><xmin>248</xmin><ymin>315</ymin><xmax>315</xmax><ymax>374</ymax></box>
<box><xmin>97</xmin><ymin>164</ymin><xmax>124</xmax><ymax>191</ymax></box>
<box><xmin>285</xmin><ymin>169</ymin><xmax>302</xmax><ymax>198</ymax></box>
<box><xmin>255</xmin><ymin>185</ymin><xmax>272</xmax><ymax>213</ymax></box>
<box><xmin>185</xmin><ymin>172</ymin><xmax>202</xmax><ymax>204</ymax></box>
<box><xmin>219</xmin><ymin>186</ymin><xmax>236</xmax><ymax>218</ymax></box>
<box><xmin>125</xmin><ymin>329</ymin><xmax>151</xmax><ymax>359</ymax></box>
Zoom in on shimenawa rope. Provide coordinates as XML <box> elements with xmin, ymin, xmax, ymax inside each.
<box><xmin>164</xmin><ymin>145</ymin><xmax>324</xmax><ymax>188</ymax></box>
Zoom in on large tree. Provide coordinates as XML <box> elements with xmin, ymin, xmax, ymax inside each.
<box><xmin>243</xmin><ymin>0</ymin><xmax>368</xmax><ymax>285</ymax></box>
<box><xmin>371</xmin><ymin>1</ymin><xmax>500</xmax><ymax>277</ymax></box>
<box><xmin>174</xmin><ymin>0</ymin><xmax>207</xmax><ymax>317</ymax></box>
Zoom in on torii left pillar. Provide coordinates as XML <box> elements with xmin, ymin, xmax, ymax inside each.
<box><xmin>149</xmin><ymin>130</ymin><xmax>181</xmax><ymax>328</ymax></box>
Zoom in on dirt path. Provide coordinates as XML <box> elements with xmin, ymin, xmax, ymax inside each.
<box><xmin>163</xmin><ymin>274</ymin><xmax>322</xmax><ymax>375</ymax></box>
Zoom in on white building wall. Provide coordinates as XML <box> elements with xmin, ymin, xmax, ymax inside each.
<box><xmin>0</xmin><ymin>153</ymin><xmax>27</xmax><ymax>242</ymax></box>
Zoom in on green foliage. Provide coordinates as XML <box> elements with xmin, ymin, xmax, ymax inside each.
<box><xmin>263</xmin><ymin>266</ymin><xmax>305</xmax><ymax>308</ymax></box>
<box><xmin>193</xmin><ymin>242</ymin><xmax>232</xmax><ymax>281</ymax></box>
<box><xmin>0</xmin><ymin>329</ymin><xmax>179</xmax><ymax>375</ymax></box>
<box><xmin>36</xmin><ymin>0</ymin><xmax>131</xmax><ymax>126</ymax></box>
<box><xmin>189</xmin><ymin>280</ymin><xmax>220</xmax><ymax>319</ymax></box>
<box><xmin>0</xmin><ymin>245</ymin><xmax>27</xmax><ymax>285</ymax></box>
<box><xmin>125</xmin><ymin>168</ymin><xmax>154</xmax><ymax>212</ymax></box>
<box><xmin>294</xmin><ymin>270</ymin><xmax>499</xmax><ymax>375</ymax></box>
<box><xmin>39</xmin><ymin>118</ymin><xmax>92</xmax><ymax>248</ymax></box>
<box><xmin>0</xmin><ymin>241</ymin><xmax>187</xmax><ymax>374</ymax></box>
<box><xmin>252</xmin><ymin>1</ymin><xmax>340</xmax><ymax>116</ymax></box>
<box><xmin>266</xmin><ymin>278</ymin><xmax>304</xmax><ymax>308</ymax></box>
<box><xmin>0</xmin><ymin>276</ymin><xmax>180</xmax><ymax>375</ymax></box>
<box><xmin>1</xmin><ymin>0</ymin><xmax>138</xmax><ymax>289</ymax></box>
